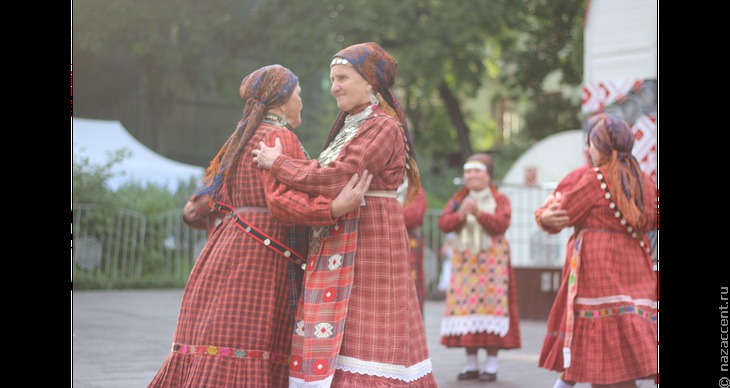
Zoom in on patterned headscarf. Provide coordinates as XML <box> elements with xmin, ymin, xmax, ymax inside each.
<box><xmin>327</xmin><ymin>42</ymin><xmax>409</xmax><ymax>148</ymax></box>
<box><xmin>327</xmin><ymin>42</ymin><xmax>421</xmax><ymax>202</ymax></box>
<box><xmin>450</xmin><ymin>153</ymin><xmax>496</xmax><ymax>211</ymax></box>
<box><xmin>586</xmin><ymin>113</ymin><xmax>647</xmax><ymax>229</ymax></box>
<box><xmin>199</xmin><ymin>64</ymin><xmax>299</xmax><ymax>199</ymax></box>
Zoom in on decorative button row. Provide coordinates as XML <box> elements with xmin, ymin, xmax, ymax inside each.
<box><xmin>594</xmin><ymin>167</ymin><xmax>651</xmax><ymax>254</ymax></box>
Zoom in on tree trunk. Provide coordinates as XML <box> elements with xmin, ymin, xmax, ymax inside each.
<box><xmin>438</xmin><ymin>83</ymin><xmax>472</xmax><ymax>162</ymax></box>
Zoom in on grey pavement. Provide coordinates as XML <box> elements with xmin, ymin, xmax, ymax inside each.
<box><xmin>72</xmin><ymin>289</ymin><xmax>655</xmax><ymax>387</ymax></box>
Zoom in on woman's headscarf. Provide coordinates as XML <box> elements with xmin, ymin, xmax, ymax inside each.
<box><xmin>450</xmin><ymin>152</ymin><xmax>496</xmax><ymax>209</ymax></box>
<box><xmin>586</xmin><ymin>113</ymin><xmax>647</xmax><ymax>229</ymax></box>
<box><xmin>327</xmin><ymin>42</ymin><xmax>421</xmax><ymax>202</ymax></box>
<box><xmin>199</xmin><ymin>64</ymin><xmax>299</xmax><ymax>200</ymax></box>
<box><xmin>465</xmin><ymin>153</ymin><xmax>494</xmax><ymax>179</ymax></box>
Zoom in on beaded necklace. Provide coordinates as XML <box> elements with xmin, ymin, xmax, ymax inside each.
<box><xmin>262</xmin><ymin>113</ymin><xmax>292</xmax><ymax>130</ymax></box>
<box><xmin>261</xmin><ymin>113</ymin><xmax>308</xmax><ymax>158</ymax></box>
<box><xmin>318</xmin><ymin>104</ymin><xmax>374</xmax><ymax>167</ymax></box>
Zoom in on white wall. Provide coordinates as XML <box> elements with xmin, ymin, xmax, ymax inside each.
<box><xmin>502</xmin><ymin>130</ymin><xmax>585</xmax><ymax>187</ymax></box>
<box><xmin>583</xmin><ymin>0</ymin><xmax>658</xmax><ymax>84</ymax></box>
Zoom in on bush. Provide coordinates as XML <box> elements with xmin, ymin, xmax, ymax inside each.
<box><xmin>73</xmin><ymin>148</ymin><xmax>203</xmax><ymax>289</ymax></box>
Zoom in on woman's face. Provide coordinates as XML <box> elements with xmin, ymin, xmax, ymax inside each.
<box><xmin>582</xmin><ymin>133</ymin><xmax>591</xmax><ymax>165</ymax></box>
<box><xmin>280</xmin><ymin>83</ymin><xmax>303</xmax><ymax>129</ymax></box>
<box><xmin>330</xmin><ymin>64</ymin><xmax>372</xmax><ymax>112</ymax></box>
<box><xmin>588</xmin><ymin>138</ymin><xmax>601</xmax><ymax>166</ymax></box>
<box><xmin>463</xmin><ymin>167</ymin><xmax>490</xmax><ymax>192</ymax></box>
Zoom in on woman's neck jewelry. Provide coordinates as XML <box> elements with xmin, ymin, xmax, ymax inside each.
<box><xmin>262</xmin><ymin>113</ymin><xmax>291</xmax><ymax>130</ymax></box>
<box><xmin>343</xmin><ymin>105</ymin><xmax>373</xmax><ymax>130</ymax></box>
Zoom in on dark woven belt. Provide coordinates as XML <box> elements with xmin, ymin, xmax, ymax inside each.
<box><xmin>214</xmin><ymin>202</ymin><xmax>306</xmax><ymax>269</ymax></box>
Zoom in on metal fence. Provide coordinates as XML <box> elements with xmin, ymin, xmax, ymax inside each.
<box><xmin>72</xmin><ymin>204</ymin><xmax>208</xmax><ymax>284</ymax></box>
<box><xmin>72</xmin><ymin>184</ymin><xmax>570</xmax><ymax>287</ymax></box>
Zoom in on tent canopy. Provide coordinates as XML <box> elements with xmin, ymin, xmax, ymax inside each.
<box><xmin>501</xmin><ymin>130</ymin><xmax>585</xmax><ymax>188</ymax></box>
<box><xmin>72</xmin><ymin>118</ymin><xmax>204</xmax><ymax>191</ymax></box>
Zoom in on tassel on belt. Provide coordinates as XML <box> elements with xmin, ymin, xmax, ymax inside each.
<box><xmin>364</xmin><ymin>190</ymin><xmax>397</xmax><ymax>198</ymax></box>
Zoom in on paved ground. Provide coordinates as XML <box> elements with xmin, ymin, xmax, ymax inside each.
<box><xmin>71</xmin><ymin>289</ymin><xmax>655</xmax><ymax>387</ymax></box>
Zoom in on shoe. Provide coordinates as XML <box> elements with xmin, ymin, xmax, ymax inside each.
<box><xmin>479</xmin><ymin>371</ymin><xmax>497</xmax><ymax>382</ymax></box>
<box><xmin>457</xmin><ymin>370</ymin><xmax>480</xmax><ymax>380</ymax></box>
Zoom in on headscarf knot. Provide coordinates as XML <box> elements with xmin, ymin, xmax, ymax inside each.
<box><xmin>199</xmin><ymin>64</ymin><xmax>299</xmax><ymax>199</ymax></box>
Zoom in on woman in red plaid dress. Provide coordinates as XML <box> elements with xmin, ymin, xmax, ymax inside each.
<box><xmin>538</xmin><ymin>114</ymin><xmax>657</xmax><ymax>387</ymax></box>
<box><xmin>400</xmin><ymin>182</ymin><xmax>428</xmax><ymax>315</ymax></box>
<box><xmin>254</xmin><ymin>42</ymin><xmax>437</xmax><ymax>387</ymax></box>
<box><xmin>437</xmin><ymin>153</ymin><xmax>521</xmax><ymax>383</ymax></box>
<box><xmin>148</xmin><ymin>64</ymin><xmax>370</xmax><ymax>388</ymax></box>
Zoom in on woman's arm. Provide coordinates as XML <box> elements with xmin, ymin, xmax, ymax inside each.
<box><xmin>261</xmin><ymin>128</ymin><xmax>369</xmax><ymax>226</ymax></box>
<box><xmin>534</xmin><ymin>165</ymin><xmax>588</xmax><ymax>233</ymax></box>
<box><xmin>438</xmin><ymin>189</ymin><xmax>468</xmax><ymax>233</ymax></box>
<box><xmin>403</xmin><ymin>187</ymin><xmax>427</xmax><ymax>229</ymax></box>
<box><xmin>475</xmin><ymin>192</ymin><xmax>511</xmax><ymax>235</ymax></box>
<box><xmin>265</xmin><ymin>115</ymin><xmax>404</xmax><ymax>198</ymax></box>
<box><xmin>558</xmin><ymin>170</ymin><xmax>603</xmax><ymax>228</ymax></box>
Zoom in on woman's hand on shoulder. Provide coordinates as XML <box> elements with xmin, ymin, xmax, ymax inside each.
<box><xmin>252</xmin><ymin>137</ymin><xmax>283</xmax><ymax>170</ymax></box>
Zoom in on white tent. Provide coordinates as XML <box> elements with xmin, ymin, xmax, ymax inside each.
<box><xmin>499</xmin><ymin>130</ymin><xmax>585</xmax><ymax>268</ymax></box>
<box><xmin>502</xmin><ymin>130</ymin><xmax>584</xmax><ymax>187</ymax></box>
<box><xmin>72</xmin><ymin>118</ymin><xmax>204</xmax><ymax>191</ymax></box>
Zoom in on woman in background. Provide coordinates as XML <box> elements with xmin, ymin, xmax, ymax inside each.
<box><xmin>400</xmin><ymin>181</ymin><xmax>428</xmax><ymax>314</ymax></box>
<box><xmin>438</xmin><ymin>153</ymin><xmax>521</xmax><ymax>382</ymax></box>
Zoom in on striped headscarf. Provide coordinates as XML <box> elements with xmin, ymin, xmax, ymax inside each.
<box><xmin>586</xmin><ymin>113</ymin><xmax>647</xmax><ymax>229</ymax></box>
<box><xmin>199</xmin><ymin>64</ymin><xmax>299</xmax><ymax>199</ymax></box>
<box><xmin>327</xmin><ymin>42</ymin><xmax>421</xmax><ymax>202</ymax></box>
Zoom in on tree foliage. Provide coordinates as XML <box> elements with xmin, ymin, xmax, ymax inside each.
<box><xmin>73</xmin><ymin>0</ymin><xmax>586</xmax><ymax>202</ymax></box>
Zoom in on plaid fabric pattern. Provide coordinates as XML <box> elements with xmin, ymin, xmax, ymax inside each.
<box><xmin>199</xmin><ymin>65</ymin><xmax>299</xmax><ymax>200</ymax></box>
<box><xmin>149</xmin><ymin>122</ymin><xmax>336</xmax><ymax>388</ymax></box>
<box><xmin>404</xmin><ymin>187</ymin><xmax>428</xmax><ymax>313</ymax></box>
<box><xmin>538</xmin><ymin>168</ymin><xmax>657</xmax><ymax>384</ymax></box>
<box><xmin>534</xmin><ymin>165</ymin><xmax>591</xmax><ymax>234</ymax></box>
<box><xmin>183</xmin><ymin>193</ymin><xmax>225</xmax><ymax>234</ymax></box>
<box><xmin>271</xmin><ymin>106</ymin><xmax>436</xmax><ymax>387</ymax></box>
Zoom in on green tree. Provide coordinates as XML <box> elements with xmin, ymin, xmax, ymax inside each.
<box><xmin>73</xmin><ymin>0</ymin><xmax>586</xmax><ymax>202</ymax></box>
<box><xmin>72</xmin><ymin>148</ymin><xmax>130</xmax><ymax>208</ymax></box>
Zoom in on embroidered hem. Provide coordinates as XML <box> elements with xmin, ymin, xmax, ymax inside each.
<box><xmin>171</xmin><ymin>342</ymin><xmax>289</xmax><ymax>365</ymax></box>
<box><xmin>440</xmin><ymin>315</ymin><xmax>510</xmax><ymax>337</ymax></box>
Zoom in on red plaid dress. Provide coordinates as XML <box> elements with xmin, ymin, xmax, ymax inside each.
<box><xmin>148</xmin><ymin>123</ymin><xmax>336</xmax><ymax>388</ymax></box>
<box><xmin>534</xmin><ymin>164</ymin><xmax>591</xmax><ymax>233</ymax></box>
<box><xmin>270</xmin><ymin>106</ymin><xmax>437</xmax><ymax>387</ymax></box>
<box><xmin>437</xmin><ymin>190</ymin><xmax>522</xmax><ymax>350</ymax></box>
<box><xmin>404</xmin><ymin>186</ymin><xmax>428</xmax><ymax>314</ymax></box>
<box><xmin>538</xmin><ymin>168</ymin><xmax>657</xmax><ymax>384</ymax></box>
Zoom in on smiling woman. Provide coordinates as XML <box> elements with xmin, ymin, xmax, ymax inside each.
<box><xmin>253</xmin><ymin>42</ymin><xmax>437</xmax><ymax>388</ymax></box>
<box><xmin>147</xmin><ymin>64</ymin><xmax>369</xmax><ymax>388</ymax></box>
<box><xmin>437</xmin><ymin>152</ymin><xmax>521</xmax><ymax>383</ymax></box>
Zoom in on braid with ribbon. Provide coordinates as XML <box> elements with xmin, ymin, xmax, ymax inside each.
<box><xmin>586</xmin><ymin>113</ymin><xmax>647</xmax><ymax>230</ymax></box>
